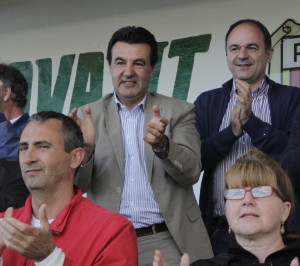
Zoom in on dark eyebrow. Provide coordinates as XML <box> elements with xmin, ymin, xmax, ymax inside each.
<box><xmin>19</xmin><ymin>140</ymin><xmax>52</xmax><ymax>147</ymax></box>
<box><xmin>247</xmin><ymin>43</ymin><xmax>259</xmax><ymax>47</ymax></box>
<box><xmin>229</xmin><ymin>43</ymin><xmax>260</xmax><ymax>48</ymax></box>
<box><xmin>133</xmin><ymin>59</ymin><xmax>146</xmax><ymax>64</ymax></box>
<box><xmin>19</xmin><ymin>142</ymin><xmax>28</xmax><ymax>147</ymax></box>
<box><xmin>114</xmin><ymin>57</ymin><xmax>126</xmax><ymax>62</ymax></box>
<box><xmin>34</xmin><ymin>140</ymin><xmax>52</xmax><ymax>146</ymax></box>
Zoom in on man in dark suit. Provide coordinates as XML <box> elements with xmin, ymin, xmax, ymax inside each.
<box><xmin>0</xmin><ymin>64</ymin><xmax>29</xmax><ymax>161</ymax></box>
<box><xmin>0</xmin><ymin>64</ymin><xmax>30</xmax><ymax>211</ymax></box>
<box><xmin>194</xmin><ymin>19</ymin><xmax>300</xmax><ymax>254</ymax></box>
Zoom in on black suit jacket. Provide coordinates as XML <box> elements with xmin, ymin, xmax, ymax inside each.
<box><xmin>0</xmin><ymin>159</ymin><xmax>29</xmax><ymax>212</ymax></box>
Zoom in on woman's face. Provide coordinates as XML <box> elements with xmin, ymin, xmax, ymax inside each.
<box><xmin>225</xmin><ymin>187</ymin><xmax>291</xmax><ymax>240</ymax></box>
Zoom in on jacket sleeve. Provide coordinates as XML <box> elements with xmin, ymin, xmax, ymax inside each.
<box><xmin>194</xmin><ymin>93</ymin><xmax>239</xmax><ymax>171</ymax></box>
<box><xmin>0</xmin><ymin>160</ymin><xmax>29</xmax><ymax>212</ymax></box>
<box><xmin>0</xmin><ymin>179</ymin><xmax>29</xmax><ymax>212</ymax></box>
<box><xmin>158</xmin><ymin>104</ymin><xmax>202</xmax><ymax>186</ymax></box>
<box><xmin>242</xmin><ymin>83</ymin><xmax>300</xmax><ymax>160</ymax></box>
<box><xmin>242</xmin><ymin>112</ymin><xmax>291</xmax><ymax>158</ymax></box>
<box><xmin>280</xmin><ymin>106</ymin><xmax>300</xmax><ymax>186</ymax></box>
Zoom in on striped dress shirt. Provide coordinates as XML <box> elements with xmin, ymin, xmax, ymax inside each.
<box><xmin>213</xmin><ymin>80</ymin><xmax>271</xmax><ymax>216</ymax></box>
<box><xmin>115</xmin><ymin>94</ymin><xmax>164</xmax><ymax>228</ymax></box>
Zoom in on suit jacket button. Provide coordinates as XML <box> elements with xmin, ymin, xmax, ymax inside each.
<box><xmin>116</xmin><ymin>187</ymin><xmax>122</xmax><ymax>193</ymax></box>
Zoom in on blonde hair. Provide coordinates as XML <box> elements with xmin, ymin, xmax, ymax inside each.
<box><xmin>225</xmin><ymin>150</ymin><xmax>296</xmax><ymax>234</ymax></box>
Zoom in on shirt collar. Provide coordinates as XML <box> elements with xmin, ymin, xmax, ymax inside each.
<box><xmin>10</xmin><ymin>115</ymin><xmax>22</xmax><ymax>124</ymax></box>
<box><xmin>232</xmin><ymin>79</ymin><xmax>268</xmax><ymax>98</ymax></box>
<box><xmin>113</xmin><ymin>92</ymin><xmax>146</xmax><ymax>111</ymax></box>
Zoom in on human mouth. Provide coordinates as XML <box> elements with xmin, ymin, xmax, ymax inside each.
<box><xmin>240</xmin><ymin>213</ymin><xmax>259</xmax><ymax>218</ymax></box>
<box><xmin>122</xmin><ymin>81</ymin><xmax>136</xmax><ymax>84</ymax></box>
<box><xmin>120</xmin><ymin>80</ymin><xmax>137</xmax><ymax>88</ymax></box>
<box><xmin>236</xmin><ymin>63</ymin><xmax>252</xmax><ymax>67</ymax></box>
<box><xmin>235</xmin><ymin>61</ymin><xmax>253</xmax><ymax>67</ymax></box>
<box><xmin>24</xmin><ymin>166</ymin><xmax>42</xmax><ymax>175</ymax></box>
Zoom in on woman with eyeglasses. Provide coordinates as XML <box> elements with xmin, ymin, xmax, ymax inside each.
<box><xmin>153</xmin><ymin>150</ymin><xmax>300</xmax><ymax>266</ymax></box>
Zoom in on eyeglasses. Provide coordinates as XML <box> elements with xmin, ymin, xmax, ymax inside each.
<box><xmin>224</xmin><ymin>186</ymin><xmax>286</xmax><ymax>201</ymax></box>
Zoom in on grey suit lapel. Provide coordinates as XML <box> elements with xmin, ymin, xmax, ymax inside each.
<box><xmin>104</xmin><ymin>97</ymin><xmax>125</xmax><ymax>179</ymax></box>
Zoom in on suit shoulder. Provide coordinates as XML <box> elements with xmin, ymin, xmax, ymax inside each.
<box><xmin>78</xmin><ymin>93</ymin><xmax>114</xmax><ymax>118</ymax></box>
<box><xmin>194</xmin><ymin>87</ymin><xmax>226</xmax><ymax>105</ymax></box>
<box><xmin>87</xmin><ymin>93</ymin><xmax>114</xmax><ymax>109</ymax></box>
<box><xmin>150</xmin><ymin>92</ymin><xmax>194</xmax><ymax>108</ymax></box>
<box><xmin>269</xmin><ymin>79</ymin><xmax>300</xmax><ymax>93</ymax></box>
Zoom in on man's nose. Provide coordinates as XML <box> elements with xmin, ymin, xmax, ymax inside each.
<box><xmin>123</xmin><ymin>64</ymin><xmax>134</xmax><ymax>76</ymax></box>
<box><xmin>20</xmin><ymin>147</ymin><xmax>37</xmax><ymax>165</ymax></box>
<box><xmin>237</xmin><ymin>46</ymin><xmax>249</xmax><ymax>59</ymax></box>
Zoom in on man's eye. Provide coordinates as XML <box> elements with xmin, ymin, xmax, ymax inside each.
<box><xmin>229</xmin><ymin>47</ymin><xmax>239</xmax><ymax>52</ymax></box>
<box><xmin>39</xmin><ymin>145</ymin><xmax>49</xmax><ymax>150</ymax></box>
<box><xmin>135</xmin><ymin>62</ymin><xmax>144</xmax><ymax>66</ymax></box>
<box><xmin>248</xmin><ymin>46</ymin><xmax>258</xmax><ymax>51</ymax></box>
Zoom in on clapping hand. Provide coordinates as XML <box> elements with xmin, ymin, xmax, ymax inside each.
<box><xmin>0</xmin><ymin>204</ymin><xmax>55</xmax><ymax>262</ymax></box>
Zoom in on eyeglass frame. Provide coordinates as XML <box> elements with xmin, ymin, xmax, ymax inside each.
<box><xmin>224</xmin><ymin>185</ymin><xmax>286</xmax><ymax>201</ymax></box>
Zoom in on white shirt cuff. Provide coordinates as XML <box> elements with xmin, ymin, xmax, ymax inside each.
<box><xmin>35</xmin><ymin>247</ymin><xmax>65</xmax><ymax>266</ymax></box>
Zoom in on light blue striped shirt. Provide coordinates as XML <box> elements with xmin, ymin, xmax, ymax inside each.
<box><xmin>114</xmin><ymin>94</ymin><xmax>164</xmax><ymax>228</ymax></box>
<box><xmin>213</xmin><ymin>80</ymin><xmax>271</xmax><ymax>216</ymax></box>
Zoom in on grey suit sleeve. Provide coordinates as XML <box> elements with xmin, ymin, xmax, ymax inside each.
<box><xmin>159</xmin><ymin>104</ymin><xmax>201</xmax><ymax>187</ymax></box>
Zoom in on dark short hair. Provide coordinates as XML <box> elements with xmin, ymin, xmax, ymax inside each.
<box><xmin>225</xmin><ymin>19</ymin><xmax>272</xmax><ymax>52</ymax></box>
<box><xmin>0</xmin><ymin>64</ymin><xmax>28</xmax><ymax>108</ymax></box>
<box><xmin>106</xmin><ymin>26</ymin><xmax>158</xmax><ymax>67</ymax></box>
<box><xmin>30</xmin><ymin>111</ymin><xmax>84</xmax><ymax>152</ymax></box>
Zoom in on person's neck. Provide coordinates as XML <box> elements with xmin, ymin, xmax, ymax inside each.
<box><xmin>3</xmin><ymin>107</ymin><xmax>24</xmax><ymax>121</ymax></box>
<box><xmin>236</xmin><ymin>233</ymin><xmax>285</xmax><ymax>263</ymax></box>
<box><xmin>115</xmin><ymin>92</ymin><xmax>146</xmax><ymax>111</ymax></box>
<box><xmin>31</xmin><ymin>187</ymin><xmax>75</xmax><ymax>220</ymax></box>
<box><xmin>249</xmin><ymin>78</ymin><xmax>266</xmax><ymax>92</ymax></box>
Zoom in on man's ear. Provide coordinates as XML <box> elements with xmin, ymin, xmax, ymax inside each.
<box><xmin>3</xmin><ymin>87</ymin><xmax>12</xmax><ymax>102</ymax></box>
<box><xmin>267</xmin><ymin>48</ymin><xmax>274</xmax><ymax>63</ymax></box>
<box><xmin>107</xmin><ymin>61</ymin><xmax>113</xmax><ymax>75</ymax></box>
<box><xmin>70</xmin><ymin>147</ymin><xmax>85</xmax><ymax>169</ymax></box>
<box><xmin>150</xmin><ymin>64</ymin><xmax>157</xmax><ymax>77</ymax></box>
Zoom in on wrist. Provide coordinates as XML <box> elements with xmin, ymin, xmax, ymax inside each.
<box><xmin>152</xmin><ymin>135</ymin><xmax>169</xmax><ymax>158</ymax></box>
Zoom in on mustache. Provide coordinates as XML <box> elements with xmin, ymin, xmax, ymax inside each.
<box><xmin>234</xmin><ymin>60</ymin><xmax>253</xmax><ymax>65</ymax></box>
<box><xmin>120</xmin><ymin>76</ymin><xmax>137</xmax><ymax>82</ymax></box>
<box><xmin>22</xmin><ymin>163</ymin><xmax>42</xmax><ymax>172</ymax></box>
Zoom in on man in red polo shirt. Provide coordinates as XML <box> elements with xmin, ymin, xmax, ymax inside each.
<box><xmin>0</xmin><ymin>111</ymin><xmax>138</xmax><ymax>265</ymax></box>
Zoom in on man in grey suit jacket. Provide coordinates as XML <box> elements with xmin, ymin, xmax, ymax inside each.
<box><xmin>70</xmin><ymin>26</ymin><xmax>212</xmax><ymax>265</ymax></box>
